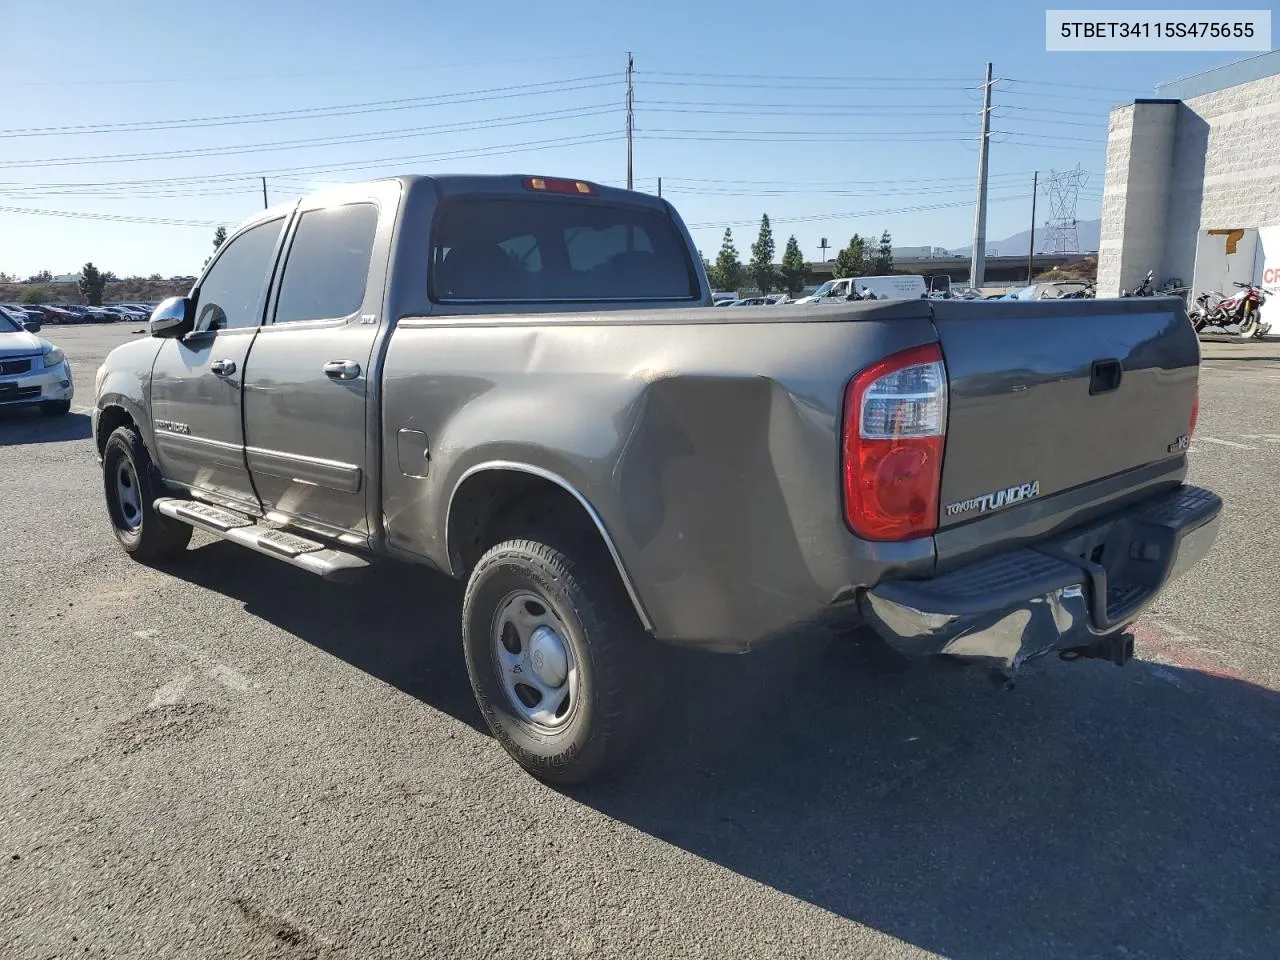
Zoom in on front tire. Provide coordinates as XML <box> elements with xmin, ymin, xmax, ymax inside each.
<box><xmin>102</xmin><ymin>425</ymin><xmax>192</xmax><ymax>562</ymax></box>
<box><xmin>462</xmin><ymin>536</ymin><xmax>652</xmax><ymax>785</ymax></box>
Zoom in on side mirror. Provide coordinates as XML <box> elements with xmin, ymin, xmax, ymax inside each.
<box><xmin>150</xmin><ymin>296</ymin><xmax>194</xmax><ymax>338</ymax></box>
<box><xmin>23</xmin><ymin>319</ymin><xmax>42</xmax><ymax>333</ymax></box>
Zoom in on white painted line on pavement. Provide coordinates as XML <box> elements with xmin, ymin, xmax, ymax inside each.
<box><xmin>1149</xmin><ymin>665</ymin><xmax>1196</xmax><ymax>693</ymax></box>
<box><xmin>208</xmin><ymin>664</ymin><xmax>253</xmax><ymax>692</ymax></box>
<box><xmin>1194</xmin><ymin>437</ymin><xmax>1256</xmax><ymax>450</ymax></box>
<box><xmin>148</xmin><ymin>673</ymin><xmax>193</xmax><ymax>709</ymax></box>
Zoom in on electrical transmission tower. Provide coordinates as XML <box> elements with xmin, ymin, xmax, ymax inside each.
<box><xmin>1042</xmin><ymin>165</ymin><xmax>1089</xmax><ymax>255</ymax></box>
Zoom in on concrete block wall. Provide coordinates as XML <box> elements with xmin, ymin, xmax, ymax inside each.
<box><xmin>1097</xmin><ymin>102</ymin><xmax>1177</xmax><ymax>296</ymax></box>
<box><xmin>1100</xmin><ymin>64</ymin><xmax>1280</xmax><ymax>297</ymax></box>
<box><xmin>1166</xmin><ymin>74</ymin><xmax>1280</xmax><ymax>287</ymax></box>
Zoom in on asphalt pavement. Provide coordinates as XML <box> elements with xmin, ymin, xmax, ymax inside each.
<box><xmin>2</xmin><ymin>324</ymin><xmax>1278</xmax><ymax>960</ymax></box>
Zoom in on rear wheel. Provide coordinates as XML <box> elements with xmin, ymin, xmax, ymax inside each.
<box><xmin>462</xmin><ymin>535</ymin><xmax>653</xmax><ymax>785</ymax></box>
<box><xmin>102</xmin><ymin>425</ymin><xmax>192</xmax><ymax>562</ymax></box>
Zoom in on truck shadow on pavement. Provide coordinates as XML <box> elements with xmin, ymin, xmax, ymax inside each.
<box><xmin>167</xmin><ymin>541</ymin><xmax>1280</xmax><ymax>960</ymax></box>
<box><xmin>0</xmin><ymin>410</ymin><xmax>92</xmax><ymax>444</ymax></box>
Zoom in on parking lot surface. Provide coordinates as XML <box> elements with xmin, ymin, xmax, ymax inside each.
<box><xmin>3</xmin><ymin>325</ymin><xmax>1278</xmax><ymax>959</ymax></box>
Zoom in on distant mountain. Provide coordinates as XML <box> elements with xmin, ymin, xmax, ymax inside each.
<box><xmin>948</xmin><ymin>218</ymin><xmax>1101</xmax><ymax>258</ymax></box>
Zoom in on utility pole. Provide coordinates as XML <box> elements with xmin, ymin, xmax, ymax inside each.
<box><xmin>1027</xmin><ymin>170</ymin><xmax>1038</xmax><ymax>284</ymax></box>
<box><xmin>819</xmin><ymin>237</ymin><xmax>829</xmax><ymax>262</ymax></box>
<box><xmin>261</xmin><ymin>177</ymin><xmax>268</xmax><ymax>210</ymax></box>
<box><xmin>969</xmin><ymin>62</ymin><xmax>993</xmax><ymax>292</ymax></box>
<box><xmin>625</xmin><ymin>52</ymin><xmax>634</xmax><ymax>190</ymax></box>
<box><xmin>657</xmin><ymin>176</ymin><xmax>661</xmax><ymax>198</ymax></box>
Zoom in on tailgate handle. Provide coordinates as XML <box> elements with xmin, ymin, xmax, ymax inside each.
<box><xmin>1089</xmin><ymin>358</ymin><xmax>1123</xmax><ymax>395</ymax></box>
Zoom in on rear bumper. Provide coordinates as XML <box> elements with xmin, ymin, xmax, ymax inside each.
<box><xmin>861</xmin><ymin>484</ymin><xmax>1221</xmax><ymax>671</ymax></box>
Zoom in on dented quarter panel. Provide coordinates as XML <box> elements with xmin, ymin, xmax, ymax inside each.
<box><xmin>380</xmin><ymin>304</ymin><xmax>940</xmax><ymax>648</ymax></box>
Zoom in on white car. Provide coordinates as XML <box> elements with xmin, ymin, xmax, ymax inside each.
<box><xmin>0</xmin><ymin>308</ymin><xmax>74</xmax><ymax>416</ymax></box>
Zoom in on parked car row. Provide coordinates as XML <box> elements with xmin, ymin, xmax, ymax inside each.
<box><xmin>0</xmin><ymin>302</ymin><xmax>157</xmax><ymax>326</ymax></box>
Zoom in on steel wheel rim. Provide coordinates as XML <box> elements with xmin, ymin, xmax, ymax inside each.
<box><xmin>490</xmin><ymin>590</ymin><xmax>579</xmax><ymax>730</ymax></box>
<box><xmin>114</xmin><ymin>459</ymin><xmax>143</xmax><ymax>531</ymax></box>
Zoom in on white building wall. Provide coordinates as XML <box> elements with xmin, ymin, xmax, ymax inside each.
<box><xmin>1164</xmin><ymin>73</ymin><xmax>1280</xmax><ymax>288</ymax></box>
<box><xmin>1100</xmin><ymin>58</ymin><xmax>1280</xmax><ymax>298</ymax></box>
<box><xmin>1097</xmin><ymin>101</ymin><xmax>1176</xmax><ymax>297</ymax></box>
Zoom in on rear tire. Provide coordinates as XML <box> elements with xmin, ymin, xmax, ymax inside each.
<box><xmin>462</xmin><ymin>535</ymin><xmax>653</xmax><ymax>785</ymax></box>
<box><xmin>40</xmin><ymin>400</ymin><xmax>71</xmax><ymax>416</ymax></box>
<box><xmin>102</xmin><ymin>425</ymin><xmax>192</xmax><ymax>562</ymax></box>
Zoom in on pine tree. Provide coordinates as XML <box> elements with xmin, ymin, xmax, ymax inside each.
<box><xmin>78</xmin><ymin>262</ymin><xmax>106</xmax><ymax>306</ymax></box>
<box><xmin>205</xmin><ymin>225</ymin><xmax>229</xmax><ymax>268</ymax></box>
<box><xmin>713</xmin><ymin>228</ymin><xmax>743</xmax><ymax>293</ymax></box>
<box><xmin>873</xmin><ymin>230</ymin><xmax>894</xmax><ymax>273</ymax></box>
<box><xmin>748</xmin><ymin>214</ymin><xmax>776</xmax><ymax>294</ymax></box>
<box><xmin>832</xmin><ymin>234</ymin><xmax>867</xmax><ymax>280</ymax></box>
<box><xmin>779</xmin><ymin>235</ymin><xmax>807</xmax><ymax>295</ymax></box>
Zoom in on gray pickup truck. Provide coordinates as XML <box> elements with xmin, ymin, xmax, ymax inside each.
<box><xmin>93</xmin><ymin>174</ymin><xmax>1220</xmax><ymax>784</ymax></box>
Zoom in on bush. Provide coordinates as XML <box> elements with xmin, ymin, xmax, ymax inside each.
<box><xmin>19</xmin><ymin>288</ymin><xmax>50</xmax><ymax>305</ymax></box>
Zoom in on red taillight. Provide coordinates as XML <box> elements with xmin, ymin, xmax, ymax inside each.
<box><xmin>523</xmin><ymin>176</ymin><xmax>596</xmax><ymax>195</ymax></box>
<box><xmin>1190</xmin><ymin>385</ymin><xmax>1200</xmax><ymax>438</ymax></box>
<box><xmin>843</xmin><ymin>343</ymin><xmax>947</xmax><ymax>541</ymax></box>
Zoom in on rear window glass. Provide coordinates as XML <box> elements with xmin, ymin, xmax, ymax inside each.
<box><xmin>430</xmin><ymin>197</ymin><xmax>697</xmax><ymax>302</ymax></box>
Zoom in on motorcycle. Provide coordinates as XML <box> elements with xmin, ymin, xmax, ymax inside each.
<box><xmin>1061</xmin><ymin>281</ymin><xmax>1096</xmax><ymax>299</ymax></box>
<box><xmin>1192</xmin><ymin>281</ymin><xmax>1270</xmax><ymax>339</ymax></box>
<box><xmin>1120</xmin><ymin>270</ymin><xmax>1155</xmax><ymax>297</ymax></box>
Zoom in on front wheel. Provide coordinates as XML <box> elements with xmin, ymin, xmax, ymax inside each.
<box><xmin>1238</xmin><ymin>311</ymin><xmax>1259</xmax><ymax>338</ymax></box>
<box><xmin>462</xmin><ymin>536</ymin><xmax>654</xmax><ymax>785</ymax></box>
<box><xmin>102</xmin><ymin>425</ymin><xmax>192</xmax><ymax>562</ymax></box>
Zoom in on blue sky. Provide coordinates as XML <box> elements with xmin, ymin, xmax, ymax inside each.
<box><xmin>0</xmin><ymin>1</ymin><xmax>1244</xmax><ymax>278</ymax></box>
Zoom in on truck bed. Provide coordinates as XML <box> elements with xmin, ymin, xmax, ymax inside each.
<box><xmin>380</xmin><ymin>296</ymin><xmax>1200</xmax><ymax>651</ymax></box>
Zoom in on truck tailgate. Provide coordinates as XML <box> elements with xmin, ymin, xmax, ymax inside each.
<box><xmin>932</xmin><ymin>297</ymin><xmax>1200</xmax><ymax>548</ymax></box>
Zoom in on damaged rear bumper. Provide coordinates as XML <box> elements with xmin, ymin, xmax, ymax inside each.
<box><xmin>860</xmin><ymin>485</ymin><xmax>1221</xmax><ymax>671</ymax></box>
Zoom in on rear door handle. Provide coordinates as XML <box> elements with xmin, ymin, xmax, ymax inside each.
<box><xmin>1089</xmin><ymin>358</ymin><xmax>1123</xmax><ymax>395</ymax></box>
<box><xmin>210</xmin><ymin>359</ymin><xmax>237</xmax><ymax>377</ymax></box>
<box><xmin>323</xmin><ymin>360</ymin><xmax>362</xmax><ymax>381</ymax></box>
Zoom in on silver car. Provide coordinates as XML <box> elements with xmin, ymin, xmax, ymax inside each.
<box><xmin>0</xmin><ymin>308</ymin><xmax>74</xmax><ymax>416</ymax></box>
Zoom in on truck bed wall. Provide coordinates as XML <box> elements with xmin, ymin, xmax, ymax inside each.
<box><xmin>380</xmin><ymin>303</ymin><xmax>939</xmax><ymax>649</ymax></box>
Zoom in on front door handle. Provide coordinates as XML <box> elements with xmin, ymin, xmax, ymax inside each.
<box><xmin>323</xmin><ymin>360</ymin><xmax>362</xmax><ymax>381</ymax></box>
<box><xmin>210</xmin><ymin>359</ymin><xmax>237</xmax><ymax>377</ymax></box>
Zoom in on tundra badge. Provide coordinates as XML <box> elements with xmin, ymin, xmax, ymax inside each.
<box><xmin>945</xmin><ymin>481</ymin><xmax>1040</xmax><ymax>518</ymax></box>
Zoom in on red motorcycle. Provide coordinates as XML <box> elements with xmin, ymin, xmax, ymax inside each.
<box><xmin>1192</xmin><ymin>282</ymin><xmax>1270</xmax><ymax>339</ymax></box>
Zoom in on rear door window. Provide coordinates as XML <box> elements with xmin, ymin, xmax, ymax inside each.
<box><xmin>430</xmin><ymin>197</ymin><xmax>697</xmax><ymax>302</ymax></box>
<box><xmin>273</xmin><ymin>203</ymin><xmax>378</xmax><ymax>324</ymax></box>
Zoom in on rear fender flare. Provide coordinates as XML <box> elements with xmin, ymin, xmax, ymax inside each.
<box><xmin>444</xmin><ymin>460</ymin><xmax>655</xmax><ymax>633</ymax></box>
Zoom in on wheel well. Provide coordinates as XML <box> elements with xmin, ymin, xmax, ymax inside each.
<box><xmin>96</xmin><ymin>405</ymin><xmax>135</xmax><ymax>457</ymax></box>
<box><xmin>448</xmin><ymin>470</ymin><xmax>599</xmax><ymax>577</ymax></box>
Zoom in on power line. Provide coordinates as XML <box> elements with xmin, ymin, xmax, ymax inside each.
<box><xmin>660</xmin><ymin>170</ymin><xmax>1078</xmax><ymax>185</ymax></box>
<box><xmin>641</xmin><ymin>70</ymin><xmax>976</xmax><ymax>83</ymax></box>
<box><xmin>994</xmin><ymin>87</ymin><xmax>1130</xmax><ymax>104</ymax></box>
<box><xmin>641</xmin><ymin>106</ymin><xmax>980</xmax><ymax>120</ymax></box>
<box><xmin>0</xmin><ymin>74</ymin><xmax>621</xmax><ymax>138</ymax></box>
<box><xmin>0</xmin><ymin>133</ymin><xmax>626</xmax><ymax>205</ymax></box>
<box><xmin>636</xmin><ymin>132</ymin><xmax>985</xmax><ymax>143</ymax></box>
<box><xmin>12</xmin><ymin>53</ymin><xmax>615</xmax><ymax>89</ymax></box>
<box><xmin>637</xmin><ymin>98</ymin><xmax>980</xmax><ymax>112</ymax></box>
<box><xmin>1002</xmin><ymin>77</ymin><xmax>1137</xmax><ymax>93</ymax></box>
<box><xmin>0</xmin><ymin>205</ymin><xmax>226</xmax><ymax>227</ymax></box>
<box><xmin>687</xmin><ymin>193</ymin><xmax>1024</xmax><ymax>230</ymax></box>
<box><xmin>641</xmin><ymin>78</ymin><xmax>977</xmax><ymax>91</ymax></box>
<box><xmin>0</xmin><ymin>104</ymin><xmax>620</xmax><ymax>168</ymax></box>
